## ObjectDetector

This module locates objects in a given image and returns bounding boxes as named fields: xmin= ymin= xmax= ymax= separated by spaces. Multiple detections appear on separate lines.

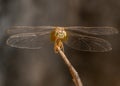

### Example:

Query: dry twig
xmin=57 ymin=46 xmax=83 ymax=86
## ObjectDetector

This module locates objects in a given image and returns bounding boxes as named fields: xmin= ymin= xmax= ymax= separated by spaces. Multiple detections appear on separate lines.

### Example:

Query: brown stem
xmin=57 ymin=46 xmax=83 ymax=86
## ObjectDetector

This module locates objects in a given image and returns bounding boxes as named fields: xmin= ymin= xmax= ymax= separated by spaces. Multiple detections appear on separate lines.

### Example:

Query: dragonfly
xmin=6 ymin=26 xmax=119 ymax=52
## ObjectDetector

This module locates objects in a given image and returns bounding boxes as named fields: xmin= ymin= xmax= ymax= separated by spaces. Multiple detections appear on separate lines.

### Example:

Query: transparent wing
xmin=64 ymin=31 xmax=112 ymax=52
xmin=7 ymin=26 xmax=119 ymax=35
xmin=65 ymin=26 xmax=118 ymax=35
xmin=7 ymin=26 xmax=55 ymax=35
xmin=6 ymin=31 xmax=51 ymax=49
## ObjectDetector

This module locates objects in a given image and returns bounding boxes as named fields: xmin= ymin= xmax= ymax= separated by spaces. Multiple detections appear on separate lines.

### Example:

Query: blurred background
xmin=0 ymin=0 xmax=120 ymax=86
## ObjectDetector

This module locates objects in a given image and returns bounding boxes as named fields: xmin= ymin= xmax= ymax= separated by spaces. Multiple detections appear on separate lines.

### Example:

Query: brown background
xmin=0 ymin=0 xmax=120 ymax=86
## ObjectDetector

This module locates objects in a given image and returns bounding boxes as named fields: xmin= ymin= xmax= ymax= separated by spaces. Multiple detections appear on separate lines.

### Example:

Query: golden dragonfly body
xmin=51 ymin=27 xmax=67 ymax=53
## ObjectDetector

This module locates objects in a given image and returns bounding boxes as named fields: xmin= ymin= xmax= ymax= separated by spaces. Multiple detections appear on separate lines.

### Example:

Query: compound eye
xmin=59 ymin=31 xmax=62 ymax=33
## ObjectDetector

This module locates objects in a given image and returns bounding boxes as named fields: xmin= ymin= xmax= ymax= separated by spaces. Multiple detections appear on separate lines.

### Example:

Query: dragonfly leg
xmin=54 ymin=39 xmax=64 ymax=53
xmin=60 ymin=41 xmax=64 ymax=52
xmin=54 ymin=41 xmax=58 ymax=53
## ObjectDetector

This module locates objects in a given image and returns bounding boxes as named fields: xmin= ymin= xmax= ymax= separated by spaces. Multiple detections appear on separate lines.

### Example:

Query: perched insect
xmin=6 ymin=26 xmax=118 ymax=52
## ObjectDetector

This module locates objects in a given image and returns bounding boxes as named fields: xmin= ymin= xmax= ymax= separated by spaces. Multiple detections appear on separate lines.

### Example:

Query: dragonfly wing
xmin=6 ymin=31 xmax=51 ymax=49
xmin=7 ymin=26 xmax=55 ymax=35
xmin=65 ymin=26 xmax=118 ymax=35
xmin=64 ymin=32 xmax=112 ymax=52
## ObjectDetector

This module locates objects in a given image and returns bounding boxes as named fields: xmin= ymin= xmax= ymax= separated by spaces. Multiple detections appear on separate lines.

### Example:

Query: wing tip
xmin=6 ymin=39 xmax=42 ymax=49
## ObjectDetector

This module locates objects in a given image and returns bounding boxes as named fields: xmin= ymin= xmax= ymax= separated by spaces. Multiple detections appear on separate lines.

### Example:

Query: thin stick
xmin=57 ymin=46 xmax=83 ymax=86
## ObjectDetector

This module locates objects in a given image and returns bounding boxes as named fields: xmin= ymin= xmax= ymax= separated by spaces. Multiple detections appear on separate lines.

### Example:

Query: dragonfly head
xmin=55 ymin=27 xmax=67 ymax=40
